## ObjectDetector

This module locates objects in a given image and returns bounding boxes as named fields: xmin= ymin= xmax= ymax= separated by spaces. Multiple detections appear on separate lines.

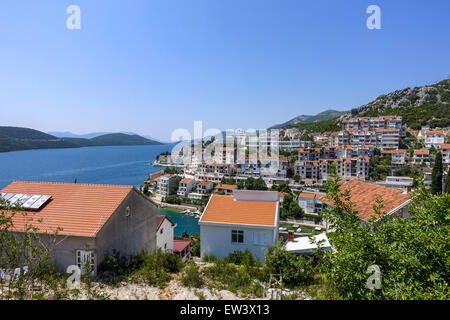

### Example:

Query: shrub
xmin=181 ymin=260 xmax=204 ymax=288
xmin=263 ymin=242 xmax=315 ymax=288
xmin=130 ymin=249 xmax=183 ymax=288
xmin=224 ymin=249 xmax=257 ymax=268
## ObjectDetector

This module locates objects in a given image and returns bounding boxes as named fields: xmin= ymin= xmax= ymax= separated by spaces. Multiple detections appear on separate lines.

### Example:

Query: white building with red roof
xmin=156 ymin=215 xmax=176 ymax=252
xmin=199 ymin=190 xmax=280 ymax=260
xmin=425 ymin=130 xmax=445 ymax=148
xmin=440 ymin=144 xmax=450 ymax=164
xmin=177 ymin=178 xmax=196 ymax=197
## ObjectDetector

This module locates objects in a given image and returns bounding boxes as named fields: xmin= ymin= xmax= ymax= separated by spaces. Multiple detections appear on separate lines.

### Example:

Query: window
xmin=160 ymin=228 xmax=163 ymax=234
xmin=76 ymin=250 xmax=95 ymax=275
xmin=125 ymin=206 xmax=131 ymax=217
xmin=231 ymin=230 xmax=244 ymax=243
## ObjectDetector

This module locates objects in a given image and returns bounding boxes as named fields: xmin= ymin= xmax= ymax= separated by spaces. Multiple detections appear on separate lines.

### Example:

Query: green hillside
xmin=0 ymin=127 xmax=162 ymax=153
xmin=90 ymin=133 xmax=161 ymax=146
xmin=353 ymin=79 xmax=450 ymax=129
xmin=270 ymin=109 xmax=343 ymax=129
xmin=278 ymin=79 xmax=449 ymax=139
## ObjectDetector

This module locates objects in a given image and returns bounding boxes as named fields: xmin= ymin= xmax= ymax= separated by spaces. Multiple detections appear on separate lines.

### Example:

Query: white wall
xmin=156 ymin=218 xmax=174 ymax=252
xmin=200 ymin=224 xmax=277 ymax=261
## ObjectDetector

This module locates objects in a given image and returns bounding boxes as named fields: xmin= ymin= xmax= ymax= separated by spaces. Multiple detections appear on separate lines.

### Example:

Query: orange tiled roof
xmin=376 ymin=128 xmax=399 ymax=133
xmin=197 ymin=180 xmax=212 ymax=186
xmin=200 ymin=194 xmax=277 ymax=227
xmin=298 ymin=192 xmax=325 ymax=199
xmin=1 ymin=181 xmax=134 ymax=237
xmin=381 ymin=149 xmax=406 ymax=154
xmin=215 ymin=184 xmax=237 ymax=191
xmin=180 ymin=178 xmax=193 ymax=184
xmin=322 ymin=180 xmax=410 ymax=221
xmin=426 ymin=130 xmax=444 ymax=135
xmin=414 ymin=149 xmax=429 ymax=155
xmin=440 ymin=144 xmax=450 ymax=150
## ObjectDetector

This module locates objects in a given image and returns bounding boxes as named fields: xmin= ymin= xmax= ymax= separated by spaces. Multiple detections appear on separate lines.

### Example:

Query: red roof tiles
xmin=1 ymin=181 xmax=134 ymax=237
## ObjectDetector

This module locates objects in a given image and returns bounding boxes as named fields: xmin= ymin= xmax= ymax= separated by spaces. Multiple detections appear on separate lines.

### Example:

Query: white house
xmin=197 ymin=180 xmax=214 ymax=194
xmin=156 ymin=215 xmax=176 ymax=252
xmin=413 ymin=149 xmax=430 ymax=164
xmin=381 ymin=149 xmax=407 ymax=165
xmin=199 ymin=190 xmax=279 ymax=261
xmin=441 ymin=144 xmax=450 ymax=165
xmin=177 ymin=178 xmax=196 ymax=197
xmin=297 ymin=192 xmax=327 ymax=215
xmin=425 ymin=130 xmax=445 ymax=148
xmin=379 ymin=176 xmax=414 ymax=192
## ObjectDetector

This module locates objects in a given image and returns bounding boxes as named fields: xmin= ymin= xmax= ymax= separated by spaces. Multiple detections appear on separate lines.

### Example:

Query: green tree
xmin=319 ymin=173 xmax=450 ymax=300
xmin=169 ymin=176 xmax=182 ymax=196
xmin=444 ymin=171 xmax=450 ymax=194
xmin=263 ymin=242 xmax=314 ymax=288
xmin=431 ymin=151 xmax=443 ymax=194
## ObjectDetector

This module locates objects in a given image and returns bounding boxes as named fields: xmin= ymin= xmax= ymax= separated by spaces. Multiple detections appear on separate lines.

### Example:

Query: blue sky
xmin=0 ymin=0 xmax=449 ymax=141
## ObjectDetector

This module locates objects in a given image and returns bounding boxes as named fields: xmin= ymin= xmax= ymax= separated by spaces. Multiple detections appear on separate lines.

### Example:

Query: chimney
xmin=288 ymin=230 xmax=294 ymax=242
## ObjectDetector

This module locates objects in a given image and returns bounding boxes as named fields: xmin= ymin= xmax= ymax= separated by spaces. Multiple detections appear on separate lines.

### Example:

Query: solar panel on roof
xmin=22 ymin=194 xmax=42 ymax=209
xmin=28 ymin=195 xmax=51 ymax=210
xmin=8 ymin=194 xmax=25 ymax=206
xmin=16 ymin=194 xmax=33 ymax=206
xmin=0 ymin=193 xmax=52 ymax=210
xmin=1 ymin=193 xmax=15 ymax=201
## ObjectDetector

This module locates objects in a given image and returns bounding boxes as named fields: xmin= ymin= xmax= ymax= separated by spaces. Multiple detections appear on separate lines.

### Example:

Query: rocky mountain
xmin=343 ymin=79 xmax=450 ymax=129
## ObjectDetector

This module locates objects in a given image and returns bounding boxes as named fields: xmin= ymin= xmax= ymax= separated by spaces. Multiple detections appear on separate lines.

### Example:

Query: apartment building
xmin=381 ymin=149 xmax=407 ymax=165
xmin=196 ymin=162 xmax=235 ymax=183
xmin=413 ymin=149 xmax=430 ymax=164
xmin=197 ymin=180 xmax=214 ymax=194
xmin=295 ymin=157 xmax=370 ymax=184
xmin=157 ymin=174 xmax=177 ymax=197
xmin=342 ymin=116 xmax=406 ymax=137
xmin=213 ymin=147 xmax=236 ymax=164
xmin=425 ymin=130 xmax=445 ymax=148
xmin=376 ymin=129 xmax=401 ymax=150
xmin=440 ymin=144 xmax=450 ymax=164
xmin=330 ymin=129 xmax=400 ymax=150
xmin=177 ymin=178 xmax=197 ymax=197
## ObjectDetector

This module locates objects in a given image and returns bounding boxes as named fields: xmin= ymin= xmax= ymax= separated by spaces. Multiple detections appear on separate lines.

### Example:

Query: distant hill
xmin=49 ymin=131 xmax=165 ymax=143
xmin=269 ymin=109 xmax=344 ymax=129
xmin=90 ymin=133 xmax=161 ymax=146
xmin=345 ymin=79 xmax=450 ymax=129
xmin=0 ymin=127 xmax=162 ymax=153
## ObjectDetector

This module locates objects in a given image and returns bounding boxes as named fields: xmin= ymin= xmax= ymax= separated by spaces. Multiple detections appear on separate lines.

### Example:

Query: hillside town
xmin=1 ymin=114 xmax=449 ymax=300
xmin=149 ymin=115 xmax=448 ymax=201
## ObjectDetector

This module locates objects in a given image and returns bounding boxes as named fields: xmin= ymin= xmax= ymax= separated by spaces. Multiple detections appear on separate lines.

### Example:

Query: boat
xmin=315 ymin=227 xmax=322 ymax=231
xmin=194 ymin=214 xmax=200 ymax=219
xmin=181 ymin=209 xmax=191 ymax=214
xmin=279 ymin=227 xmax=287 ymax=231
xmin=296 ymin=228 xmax=302 ymax=233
